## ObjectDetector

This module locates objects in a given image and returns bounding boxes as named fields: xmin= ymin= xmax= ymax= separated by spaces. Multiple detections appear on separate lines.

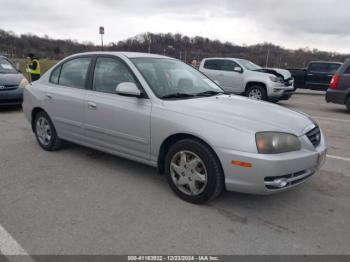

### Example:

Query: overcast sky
xmin=1 ymin=0 xmax=350 ymax=53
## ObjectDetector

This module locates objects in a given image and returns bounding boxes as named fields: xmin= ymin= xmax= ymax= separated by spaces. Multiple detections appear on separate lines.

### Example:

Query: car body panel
xmin=199 ymin=58 xmax=294 ymax=100
xmin=23 ymin=52 xmax=326 ymax=195
xmin=0 ymin=56 xmax=27 ymax=106
xmin=326 ymin=59 xmax=350 ymax=107
xmin=290 ymin=61 xmax=343 ymax=91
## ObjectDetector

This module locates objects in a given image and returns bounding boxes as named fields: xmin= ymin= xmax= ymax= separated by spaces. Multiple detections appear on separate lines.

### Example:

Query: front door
xmin=84 ymin=56 xmax=151 ymax=161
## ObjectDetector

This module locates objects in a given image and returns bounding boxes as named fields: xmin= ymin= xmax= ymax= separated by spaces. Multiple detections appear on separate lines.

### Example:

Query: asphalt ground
xmin=0 ymin=90 xmax=349 ymax=256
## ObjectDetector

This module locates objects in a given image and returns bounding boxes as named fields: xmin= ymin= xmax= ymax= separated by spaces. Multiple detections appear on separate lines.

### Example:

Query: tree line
xmin=1 ymin=29 xmax=349 ymax=69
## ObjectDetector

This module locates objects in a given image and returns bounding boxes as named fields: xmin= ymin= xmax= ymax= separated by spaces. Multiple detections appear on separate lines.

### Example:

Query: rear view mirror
xmin=116 ymin=82 xmax=142 ymax=97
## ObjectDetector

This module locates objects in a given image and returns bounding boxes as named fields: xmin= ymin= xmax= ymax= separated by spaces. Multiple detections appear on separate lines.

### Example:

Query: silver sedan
xmin=23 ymin=52 xmax=327 ymax=204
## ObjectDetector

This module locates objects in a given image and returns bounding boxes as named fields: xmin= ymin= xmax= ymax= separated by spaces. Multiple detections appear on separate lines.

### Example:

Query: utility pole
xmin=99 ymin=26 xmax=105 ymax=51
xmin=147 ymin=33 xmax=151 ymax=53
xmin=265 ymin=46 xmax=270 ymax=68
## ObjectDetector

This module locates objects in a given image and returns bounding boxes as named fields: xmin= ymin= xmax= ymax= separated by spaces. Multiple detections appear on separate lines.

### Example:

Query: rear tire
xmin=164 ymin=139 xmax=224 ymax=204
xmin=34 ymin=111 xmax=62 ymax=151
xmin=246 ymin=85 xmax=267 ymax=101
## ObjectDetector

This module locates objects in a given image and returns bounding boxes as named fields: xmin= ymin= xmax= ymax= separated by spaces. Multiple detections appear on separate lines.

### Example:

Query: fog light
xmin=273 ymin=178 xmax=288 ymax=188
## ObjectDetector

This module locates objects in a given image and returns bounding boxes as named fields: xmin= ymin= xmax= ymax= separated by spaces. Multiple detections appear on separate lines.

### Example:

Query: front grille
xmin=306 ymin=126 xmax=321 ymax=147
xmin=284 ymin=77 xmax=294 ymax=86
xmin=264 ymin=169 xmax=314 ymax=190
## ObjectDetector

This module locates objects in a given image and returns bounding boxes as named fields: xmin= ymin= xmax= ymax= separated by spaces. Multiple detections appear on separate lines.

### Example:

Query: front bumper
xmin=216 ymin=133 xmax=327 ymax=195
xmin=267 ymin=82 xmax=295 ymax=101
xmin=0 ymin=88 xmax=23 ymax=106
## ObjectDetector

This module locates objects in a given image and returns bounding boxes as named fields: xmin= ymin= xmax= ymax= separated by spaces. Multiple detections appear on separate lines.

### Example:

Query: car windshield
xmin=0 ymin=58 xmax=18 ymax=74
xmin=131 ymin=58 xmax=224 ymax=99
xmin=236 ymin=59 xmax=261 ymax=71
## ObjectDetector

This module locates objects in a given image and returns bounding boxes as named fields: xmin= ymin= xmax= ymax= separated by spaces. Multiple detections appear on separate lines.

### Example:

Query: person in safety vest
xmin=26 ymin=53 xmax=41 ymax=81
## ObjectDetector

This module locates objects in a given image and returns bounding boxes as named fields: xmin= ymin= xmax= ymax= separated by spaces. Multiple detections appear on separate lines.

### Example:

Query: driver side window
xmin=93 ymin=57 xmax=137 ymax=94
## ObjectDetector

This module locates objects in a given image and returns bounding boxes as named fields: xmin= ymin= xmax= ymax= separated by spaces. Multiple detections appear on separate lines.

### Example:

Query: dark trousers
xmin=31 ymin=74 xmax=41 ymax=81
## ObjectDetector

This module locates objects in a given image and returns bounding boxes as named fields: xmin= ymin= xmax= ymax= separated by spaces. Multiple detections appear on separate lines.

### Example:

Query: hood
xmin=254 ymin=68 xmax=292 ymax=80
xmin=0 ymin=73 xmax=24 ymax=86
xmin=164 ymin=95 xmax=313 ymax=136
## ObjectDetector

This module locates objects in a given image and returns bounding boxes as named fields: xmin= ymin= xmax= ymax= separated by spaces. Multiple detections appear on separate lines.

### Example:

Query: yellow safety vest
xmin=29 ymin=59 xmax=41 ymax=75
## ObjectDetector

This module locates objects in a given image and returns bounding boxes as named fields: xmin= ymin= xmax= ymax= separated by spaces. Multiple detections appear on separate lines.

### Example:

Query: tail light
xmin=330 ymin=74 xmax=340 ymax=89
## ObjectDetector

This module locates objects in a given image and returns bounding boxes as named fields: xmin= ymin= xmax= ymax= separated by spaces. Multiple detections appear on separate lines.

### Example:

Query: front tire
xmin=164 ymin=139 xmax=224 ymax=204
xmin=246 ymin=85 xmax=267 ymax=101
xmin=346 ymin=97 xmax=350 ymax=113
xmin=34 ymin=111 xmax=62 ymax=151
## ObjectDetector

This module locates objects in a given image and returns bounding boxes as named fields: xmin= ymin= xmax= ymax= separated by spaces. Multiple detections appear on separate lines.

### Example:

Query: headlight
xmin=269 ymin=76 xmax=283 ymax=83
xmin=256 ymin=132 xmax=301 ymax=154
xmin=19 ymin=78 xmax=29 ymax=89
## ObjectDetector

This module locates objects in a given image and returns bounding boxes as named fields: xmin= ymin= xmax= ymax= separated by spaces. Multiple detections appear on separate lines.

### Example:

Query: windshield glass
xmin=131 ymin=58 xmax=223 ymax=98
xmin=236 ymin=59 xmax=261 ymax=71
xmin=0 ymin=58 xmax=18 ymax=74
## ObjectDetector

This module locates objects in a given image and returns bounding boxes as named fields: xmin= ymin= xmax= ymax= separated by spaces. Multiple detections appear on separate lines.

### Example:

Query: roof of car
xmin=70 ymin=51 xmax=170 ymax=59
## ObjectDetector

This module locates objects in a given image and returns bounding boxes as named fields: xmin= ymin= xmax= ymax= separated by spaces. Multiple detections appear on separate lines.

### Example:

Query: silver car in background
xmin=199 ymin=58 xmax=294 ymax=102
xmin=23 ymin=52 xmax=327 ymax=204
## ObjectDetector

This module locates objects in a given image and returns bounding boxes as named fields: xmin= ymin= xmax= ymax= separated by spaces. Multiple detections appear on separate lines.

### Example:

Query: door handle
xmin=46 ymin=94 xmax=52 ymax=99
xmin=87 ymin=102 xmax=97 ymax=110
xmin=307 ymin=74 xmax=313 ymax=76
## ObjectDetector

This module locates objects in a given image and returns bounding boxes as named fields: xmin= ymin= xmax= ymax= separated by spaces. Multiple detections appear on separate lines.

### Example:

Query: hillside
xmin=1 ymin=29 xmax=349 ymax=68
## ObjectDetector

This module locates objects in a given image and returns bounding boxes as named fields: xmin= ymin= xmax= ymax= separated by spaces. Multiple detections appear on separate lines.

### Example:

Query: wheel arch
xmin=157 ymin=133 xmax=224 ymax=175
xmin=245 ymin=81 xmax=267 ymax=93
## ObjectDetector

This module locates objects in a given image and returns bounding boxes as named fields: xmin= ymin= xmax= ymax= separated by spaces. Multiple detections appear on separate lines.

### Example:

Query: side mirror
xmin=116 ymin=82 xmax=142 ymax=97
xmin=233 ymin=67 xmax=243 ymax=73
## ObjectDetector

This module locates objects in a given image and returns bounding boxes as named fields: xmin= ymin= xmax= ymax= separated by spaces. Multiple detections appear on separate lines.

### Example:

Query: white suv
xmin=199 ymin=58 xmax=294 ymax=102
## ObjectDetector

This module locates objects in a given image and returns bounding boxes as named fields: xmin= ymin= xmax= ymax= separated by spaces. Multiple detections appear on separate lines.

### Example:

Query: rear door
xmin=83 ymin=55 xmax=151 ymax=161
xmin=45 ymin=56 xmax=92 ymax=141
xmin=306 ymin=63 xmax=341 ymax=90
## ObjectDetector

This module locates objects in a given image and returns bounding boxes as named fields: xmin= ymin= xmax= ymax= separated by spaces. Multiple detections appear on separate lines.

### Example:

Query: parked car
xmin=23 ymin=52 xmax=327 ymax=204
xmin=289 ymin=61 xmax=342 ymax=91
xmin=326 ymin=58 xmax=350 ymax=112
xmin=0 ymin=56 xmax=29 ymax=107
xmin=199 ymin=58 xmax=294 ymax=102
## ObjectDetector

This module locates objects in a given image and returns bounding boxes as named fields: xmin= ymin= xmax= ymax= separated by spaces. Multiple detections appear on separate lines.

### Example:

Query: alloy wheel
xmin=170 ymin=151 xmax=208 ymax=196
xmin=248 ymin=88 xmax=263 ymax=100
xmin=36 ymin=117 xmax=52 ymax=146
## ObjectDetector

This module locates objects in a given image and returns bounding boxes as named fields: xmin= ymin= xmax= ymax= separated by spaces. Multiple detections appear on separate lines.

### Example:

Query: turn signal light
xmin=231 ymin=160 xmax=252 ymax=168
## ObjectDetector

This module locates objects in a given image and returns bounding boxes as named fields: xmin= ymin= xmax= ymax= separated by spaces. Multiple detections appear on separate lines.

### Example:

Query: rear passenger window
xmin=204 ymin=60 xmax=221 ymax=70
xmin=309 ymin=63 xmax=328 ymax=73
xmin=93 ymin=57 xmax=137 ymax=94
xmin=50 ymin=66 xmax=61 ymax=84
xmin=59 ymin=57 xmax=91 ymax=89
xmin=204 ymin=59 xmax=239 ymax=71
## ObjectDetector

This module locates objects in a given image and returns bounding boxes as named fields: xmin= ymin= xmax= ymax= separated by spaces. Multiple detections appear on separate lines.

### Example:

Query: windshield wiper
xmin=194 ymin=90 xmax=223 ymax=97
xmin=161 ymin=93 xmax=196 ymax=99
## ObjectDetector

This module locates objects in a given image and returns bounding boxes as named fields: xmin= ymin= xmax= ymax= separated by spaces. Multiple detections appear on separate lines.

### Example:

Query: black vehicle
xmin=326 ymin=58 xmax=350 ymax=113
xmin=289 ymin=61 xmax=342 ymax=91
xmin=0 ymin=56 xmax=28 ymax=107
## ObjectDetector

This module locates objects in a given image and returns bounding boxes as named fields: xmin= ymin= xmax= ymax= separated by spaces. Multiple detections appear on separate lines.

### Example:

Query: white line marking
xmin=0 ymin=224 xmax=34 ymax=261
xmin=327 ymin=154 xmax=350 ymax=162
xmin=313 ymin=116 xmax=350 ymax=123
